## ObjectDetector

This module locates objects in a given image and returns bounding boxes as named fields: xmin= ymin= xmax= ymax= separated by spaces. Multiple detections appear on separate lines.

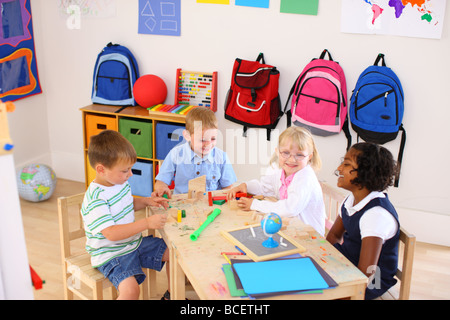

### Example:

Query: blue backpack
xmin=349 ymin=54 xmax=406 ymax=187
xmin=92 ymin=43 xmax=139 ymax=107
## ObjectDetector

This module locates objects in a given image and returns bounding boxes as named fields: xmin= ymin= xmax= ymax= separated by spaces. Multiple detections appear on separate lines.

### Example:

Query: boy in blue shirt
xmin=153 ymin=107 xmax=236 ymax=197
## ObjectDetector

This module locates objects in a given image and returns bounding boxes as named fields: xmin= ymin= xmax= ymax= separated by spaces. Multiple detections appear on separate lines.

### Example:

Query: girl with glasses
xmin=227 ymin=126 xmax=326 ymax=236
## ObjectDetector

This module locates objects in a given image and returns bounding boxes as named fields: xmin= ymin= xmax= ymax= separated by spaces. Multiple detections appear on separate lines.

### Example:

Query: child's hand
xmin=152 ymin=181 xmax=172 ymax=199
xmin=146 ymin=214 xmax=167 ymax=230
xmin=147 ymin=196 xmax=169 ymax=209
xmin=226 ymin=183 xmax=247 ymax=200
xmin=151 ymin=189 xmax=171 ymax=199
xmin=237 ymin=197 xmax=253 ymax=211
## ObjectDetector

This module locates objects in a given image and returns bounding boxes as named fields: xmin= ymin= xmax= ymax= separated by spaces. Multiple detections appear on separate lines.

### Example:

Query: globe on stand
xmin=261 ymin=213 xmax=282 ymax=248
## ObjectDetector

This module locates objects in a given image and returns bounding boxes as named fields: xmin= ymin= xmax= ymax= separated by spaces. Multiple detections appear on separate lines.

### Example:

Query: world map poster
xmin=341 ymin=0 xmax=446 ymax=39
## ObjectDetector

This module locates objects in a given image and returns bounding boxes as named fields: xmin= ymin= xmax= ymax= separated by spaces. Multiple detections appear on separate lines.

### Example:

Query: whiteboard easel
xmin=0 ymin=102 xmax=33 ymax=300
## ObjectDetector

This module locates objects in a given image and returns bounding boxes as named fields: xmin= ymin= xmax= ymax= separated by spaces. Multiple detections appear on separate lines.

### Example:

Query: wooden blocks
xmin=208 ymin=192 xmax=213 ymax=206
xmin=188 ymin=175 xmax=206 ymax=199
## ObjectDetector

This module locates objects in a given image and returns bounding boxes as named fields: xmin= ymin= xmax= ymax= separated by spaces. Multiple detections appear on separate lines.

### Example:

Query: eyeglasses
xmin=279 ymin=151 xmax=309 ymax=161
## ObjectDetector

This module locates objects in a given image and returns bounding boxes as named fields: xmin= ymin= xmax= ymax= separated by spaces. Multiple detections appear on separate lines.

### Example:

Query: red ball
xmin=133 ymin=75 xmax=167 ymax=108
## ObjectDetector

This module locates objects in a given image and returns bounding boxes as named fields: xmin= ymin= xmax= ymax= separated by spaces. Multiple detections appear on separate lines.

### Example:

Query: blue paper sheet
xmin=236 ymin=0 xmax=269 ymax=8
xmin=233 ymin=257 xmax=329 ymax=295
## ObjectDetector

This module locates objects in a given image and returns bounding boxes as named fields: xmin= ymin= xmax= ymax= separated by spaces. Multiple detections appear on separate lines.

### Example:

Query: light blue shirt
xmin=156 ymin=142 xmax=237 ymax=194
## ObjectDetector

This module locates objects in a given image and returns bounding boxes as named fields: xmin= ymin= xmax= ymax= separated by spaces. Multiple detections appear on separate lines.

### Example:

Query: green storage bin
xmin=119 ymin=118 xmax=153 ymax=158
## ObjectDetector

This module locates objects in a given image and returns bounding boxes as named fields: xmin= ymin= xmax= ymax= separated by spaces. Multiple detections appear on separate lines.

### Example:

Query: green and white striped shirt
xmin=81 ymin=182 xmax=142 ymax=268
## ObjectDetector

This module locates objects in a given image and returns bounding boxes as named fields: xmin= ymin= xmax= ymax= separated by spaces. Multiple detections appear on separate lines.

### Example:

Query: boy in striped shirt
xmin=81 ymin=130 xmax=170 ymax=300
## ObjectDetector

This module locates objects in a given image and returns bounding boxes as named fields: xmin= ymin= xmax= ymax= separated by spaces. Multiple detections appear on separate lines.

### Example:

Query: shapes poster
xmin=341 ymin=0 xmax=446 ymax=39
xmin=139 ymin=0 xmax=181 ymax=36
xmin=0 ymin=0 xmax=42 ymax=102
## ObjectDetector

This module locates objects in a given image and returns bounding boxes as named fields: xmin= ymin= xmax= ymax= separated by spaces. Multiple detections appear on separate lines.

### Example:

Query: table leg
xmin=349 ymin=283 xmax=366 ymax=300
xmin=169 ymin=243 xmax=186 ymax=300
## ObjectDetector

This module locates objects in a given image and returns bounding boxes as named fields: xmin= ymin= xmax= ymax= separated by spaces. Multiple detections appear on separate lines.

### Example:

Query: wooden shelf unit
xmin=81 ymin=104 xmax=187 ymax=191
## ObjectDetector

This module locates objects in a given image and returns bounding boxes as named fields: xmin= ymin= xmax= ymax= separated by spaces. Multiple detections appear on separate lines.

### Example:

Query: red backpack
xmin=224 ymin=53 xmax=283 ymax=140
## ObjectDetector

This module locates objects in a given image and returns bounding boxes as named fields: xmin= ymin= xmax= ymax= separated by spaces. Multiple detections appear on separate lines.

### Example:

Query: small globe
xmin=261 ymin=212 xmax=282 ymax=235
xmin=261 ymin=213 xmax=282 ymax=248
xmin=17 ymin=164 xmax=57 ymax=202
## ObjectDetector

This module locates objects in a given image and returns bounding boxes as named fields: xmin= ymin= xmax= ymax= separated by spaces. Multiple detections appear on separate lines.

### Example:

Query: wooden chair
xmin=58 ymin=193 xmax=150 ymax=300
xmin=320 ymin=181 xmax=347 ymax=234
xmin=379 ymin=227 xmax=416 ymax=300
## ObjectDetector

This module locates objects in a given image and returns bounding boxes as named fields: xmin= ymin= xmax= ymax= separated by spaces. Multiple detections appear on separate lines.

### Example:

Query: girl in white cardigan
xmin=227 ymin=126 xmax=326 ymax=236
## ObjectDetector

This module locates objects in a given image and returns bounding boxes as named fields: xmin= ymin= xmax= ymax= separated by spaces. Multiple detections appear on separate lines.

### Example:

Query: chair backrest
xmin=320 ymin=181 xmax=347 ymax=234
xmin=397 ymin=227 xmax=415 ymax=300
xmin=57 ymin=193 xmax=86 ymax=260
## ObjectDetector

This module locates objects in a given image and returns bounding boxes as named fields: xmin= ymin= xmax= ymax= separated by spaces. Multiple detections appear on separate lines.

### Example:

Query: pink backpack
xmin=286 ymin=49 xmax=351 ymax=149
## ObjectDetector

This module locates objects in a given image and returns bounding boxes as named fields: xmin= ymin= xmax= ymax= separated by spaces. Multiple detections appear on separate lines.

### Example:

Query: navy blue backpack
xmin=349 ymin=54 xmax=406 ymax=187
xmin=92 ymin=43 xmax=139 ymax=107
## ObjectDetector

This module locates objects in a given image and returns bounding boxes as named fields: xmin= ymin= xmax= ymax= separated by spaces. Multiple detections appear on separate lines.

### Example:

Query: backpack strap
xmin=374 ymin=53 xmax=387 ymax=66
xmin=256 ymin=52 xmax=266 ymax=64
xmin=394 ymin=125 xmax=406 ymax=187
xmin=286 ymin=109 xmax=292 ymax=127
xmin=284 ymin=70 xmax=304 ymax=128
xmin=284 ymin=79 xmax=298 ymax=128
xmin=342 ymin=118 xmax=352 ymax=151
xmin=115 ymin=106 xmax=128 ymax=113
xmin=319 ymin=49 xmax=334 ymax=61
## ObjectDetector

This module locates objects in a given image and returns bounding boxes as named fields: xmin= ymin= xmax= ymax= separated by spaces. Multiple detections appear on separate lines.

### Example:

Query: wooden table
xmin=148 ymin=191 xmax=368 ymax=300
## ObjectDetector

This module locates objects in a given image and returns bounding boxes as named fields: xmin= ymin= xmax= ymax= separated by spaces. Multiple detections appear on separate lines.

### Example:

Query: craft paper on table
xmin=280 ymin=0 xmax=319 ymax=15
xmin=0 ymin=0 xmax=42 ymax=102
xmin=139 ymin=0 xmax=181 ymax=36
xmin=236 ymin=0 xmax=269 ymax=8
xmin=341 ymin=0 xmax=446 ymax=39
xmin=233 ymin=257 xmax=329 ymax=295
xmin=222 ymin=264 xmax=246 ymax=297
xmin=230 ymin=257 xmax=337 ymax=298
xmin=197 ymin=0 xmax=229 ymax=4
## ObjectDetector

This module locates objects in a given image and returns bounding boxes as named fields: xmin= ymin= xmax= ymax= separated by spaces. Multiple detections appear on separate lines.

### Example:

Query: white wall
xmin=10 ymin=0 xmax=450 ymax=245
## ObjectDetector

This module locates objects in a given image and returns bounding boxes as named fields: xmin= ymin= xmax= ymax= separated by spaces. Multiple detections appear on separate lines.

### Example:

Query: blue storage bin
xmin=128 ymin=160 xmax=153 ymax=197
xmin=156 ymin=122 xmax=186 ymax=160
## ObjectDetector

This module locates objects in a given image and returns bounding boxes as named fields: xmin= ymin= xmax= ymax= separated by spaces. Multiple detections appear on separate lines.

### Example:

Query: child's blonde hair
xmin=185 ymin=107 xmax=218 ymax=134
xmin=88 ymin=130 xmax=137 ymax=169
xmin=270 ymin=126 xmax=322 ymax=171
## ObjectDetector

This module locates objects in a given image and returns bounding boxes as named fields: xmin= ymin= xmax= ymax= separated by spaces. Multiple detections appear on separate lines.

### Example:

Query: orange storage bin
xmin=85 ymin=114 xmax=117 ymax=147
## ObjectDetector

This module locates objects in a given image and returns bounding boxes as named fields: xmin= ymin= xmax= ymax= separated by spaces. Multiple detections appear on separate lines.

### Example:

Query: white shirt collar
xmin=344 ymin=191 xmax=386 ymax=216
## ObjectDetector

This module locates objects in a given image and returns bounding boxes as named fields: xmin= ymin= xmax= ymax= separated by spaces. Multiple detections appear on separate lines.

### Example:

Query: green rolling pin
xmin=190 ymin=208 xmax=222 ymax=241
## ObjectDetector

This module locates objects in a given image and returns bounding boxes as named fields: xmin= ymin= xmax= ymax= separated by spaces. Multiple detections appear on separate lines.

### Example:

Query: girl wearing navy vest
xmin=326 ymin=142 xmax=400 ymax=300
